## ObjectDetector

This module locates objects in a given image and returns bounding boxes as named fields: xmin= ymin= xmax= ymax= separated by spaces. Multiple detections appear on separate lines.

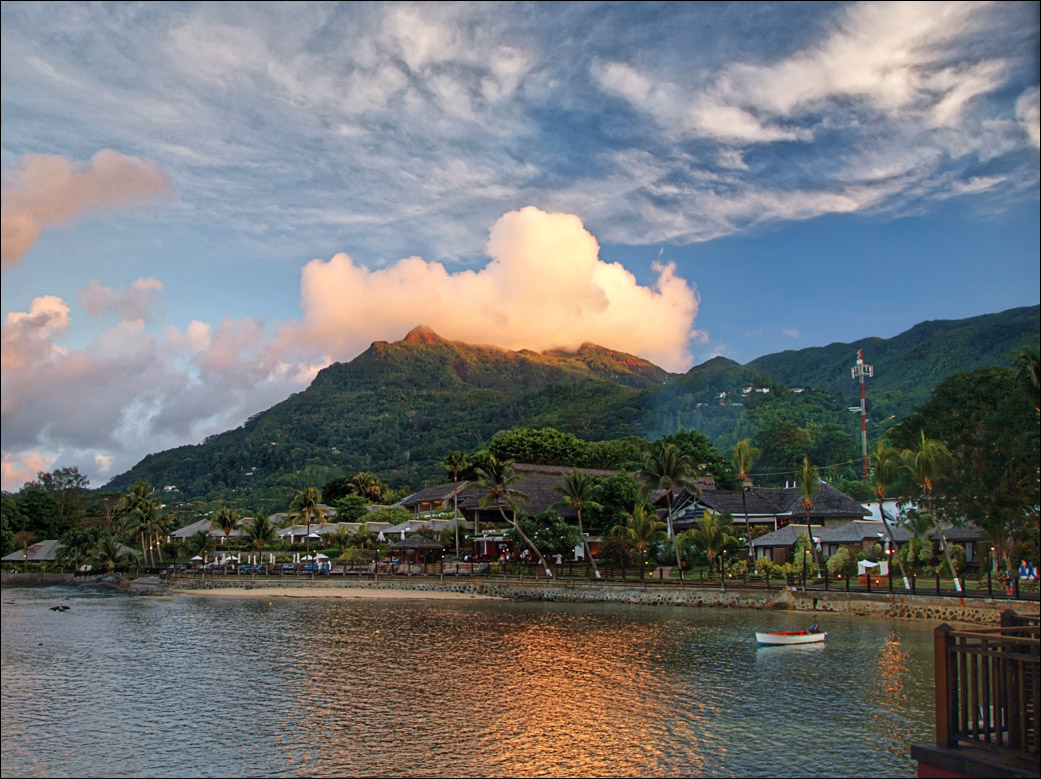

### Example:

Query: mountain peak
xmin=400 ymin=325 xmax=447 ymax=346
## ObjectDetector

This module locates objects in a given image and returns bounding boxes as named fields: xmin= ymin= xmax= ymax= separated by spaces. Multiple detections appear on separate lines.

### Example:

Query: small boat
xmin=756 ymin=624 xmax=826 ymax=646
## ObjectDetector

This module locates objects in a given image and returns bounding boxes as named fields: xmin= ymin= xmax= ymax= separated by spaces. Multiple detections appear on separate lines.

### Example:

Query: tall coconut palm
xmin=290 ymin=487 xmax=326 ymax=554
xmin=732 ymin=439 xmax=759 ymax=557
xmin=188 ymin=529 xmax=214 ymax=561
xmin=680 ymin=511 xmax=739 ymax=589
xmin=870 ymin=442 xmax=912 ymax=589
xmin=610 ymin=504 xmax=667 ymax=580
xmin=443 ymin=450 xmax=469 ymax=558
xmin=903 ymin=431 xmax=961 ymax=592
xmin=475 ymin=456 xmax=552 ymax=576
xmin=120 ymin=481 xmax=160 ymax=566
xmin=640 ymin=442 xmax=700 ymax=579
xmin=245 ymin=516 xmax=277 ymax=580
xmin=551 ymin=469 xmax=604 ymax=579
xmin=210 ymin=506 xmax=238 ymax=547
xmin=796 ymin=458 xmax=822 ymax=578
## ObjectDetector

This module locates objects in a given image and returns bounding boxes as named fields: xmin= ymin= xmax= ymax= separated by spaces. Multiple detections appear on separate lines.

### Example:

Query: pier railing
xmin=933 ymin=611 xmax=1039 ymax=759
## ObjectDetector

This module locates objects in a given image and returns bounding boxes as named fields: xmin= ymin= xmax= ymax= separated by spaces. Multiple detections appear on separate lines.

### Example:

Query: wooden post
xmin=934 ymin=624 xmax=955 ymax=747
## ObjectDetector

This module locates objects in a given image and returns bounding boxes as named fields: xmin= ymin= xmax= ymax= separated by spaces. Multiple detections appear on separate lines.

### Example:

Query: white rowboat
xmin=756 ymin=627 xmax=827 ymax=646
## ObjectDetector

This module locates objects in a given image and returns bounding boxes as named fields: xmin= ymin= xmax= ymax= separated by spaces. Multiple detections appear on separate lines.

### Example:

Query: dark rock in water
xmin=129 ymin=576 xmax=166 ymax=595
xmin=94 ymin=575 xmax=132 ymax=591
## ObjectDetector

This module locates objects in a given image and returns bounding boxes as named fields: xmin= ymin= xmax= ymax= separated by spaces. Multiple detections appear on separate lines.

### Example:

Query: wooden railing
xmin=934 ymin=611 xmax=1040 ymax=758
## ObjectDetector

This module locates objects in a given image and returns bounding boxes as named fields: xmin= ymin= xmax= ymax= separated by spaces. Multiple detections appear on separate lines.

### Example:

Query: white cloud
xmin=79 ymin=278 xmax=164 ymax=324
xmin=1 ymin=150 xmax=171 ymax=267
xmin=280 ymin=206 xmax=701 ymax=372
xmin=1016 ymin=86 xmax=1041 ymax=148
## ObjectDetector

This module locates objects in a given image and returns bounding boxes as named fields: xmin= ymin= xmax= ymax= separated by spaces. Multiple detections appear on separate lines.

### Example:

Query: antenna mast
xmin=851 ymin=349 xmax=874 ymax=478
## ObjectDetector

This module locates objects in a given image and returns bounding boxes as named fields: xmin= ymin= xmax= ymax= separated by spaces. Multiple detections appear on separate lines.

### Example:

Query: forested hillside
xmin=103 ymin=307 xmax=1040 ymax=509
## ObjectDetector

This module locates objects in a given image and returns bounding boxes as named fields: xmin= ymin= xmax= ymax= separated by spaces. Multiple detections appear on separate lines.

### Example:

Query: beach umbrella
xmin=190 ymin=555 xmax=203 ymax=561
xmin=315 ymin=553 xmax=329 ymax=560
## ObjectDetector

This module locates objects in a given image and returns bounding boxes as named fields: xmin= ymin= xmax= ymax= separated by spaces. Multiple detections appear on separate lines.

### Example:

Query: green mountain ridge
xmin=105 ymin=306 xmax=1039 ymax=506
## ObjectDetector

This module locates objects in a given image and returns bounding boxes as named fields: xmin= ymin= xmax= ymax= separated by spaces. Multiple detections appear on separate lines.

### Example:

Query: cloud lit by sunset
xmin=284 ymin=207 xmax=700 ymax=372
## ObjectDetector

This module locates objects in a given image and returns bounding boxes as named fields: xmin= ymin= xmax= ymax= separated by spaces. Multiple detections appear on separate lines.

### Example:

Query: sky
xmin=1 ymin=1 xmax=1039 ymax=491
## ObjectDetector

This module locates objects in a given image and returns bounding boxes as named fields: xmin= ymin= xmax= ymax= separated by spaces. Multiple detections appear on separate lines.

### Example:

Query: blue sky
xmin=2 ymin=1 xmax=1038 ymax=489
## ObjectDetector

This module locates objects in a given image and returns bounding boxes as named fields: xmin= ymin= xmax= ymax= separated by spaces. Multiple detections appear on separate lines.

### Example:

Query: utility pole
xmin=851 ymin=349 xmax=874 ymax=478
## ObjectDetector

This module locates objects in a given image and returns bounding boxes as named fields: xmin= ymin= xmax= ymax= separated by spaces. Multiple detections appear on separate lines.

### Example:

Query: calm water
xmin=1 ymin=585 xmax=936 ymax=778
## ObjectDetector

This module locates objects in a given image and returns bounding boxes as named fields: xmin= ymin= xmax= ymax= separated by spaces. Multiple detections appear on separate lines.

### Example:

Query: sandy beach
xmin=181 ymin=585 xmax=498 ymax=601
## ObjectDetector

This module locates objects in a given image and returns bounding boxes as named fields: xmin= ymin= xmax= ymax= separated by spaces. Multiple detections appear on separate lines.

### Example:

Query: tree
xmin=210 ymin=506 xmax=238 ymax=546
xmin=890 ymin=367 xmax=1039 ymax=573
xmin=443 ymin=450 xmax=469 ymax=558
xmin=796 ymin=458 xmax=821 ymax=577
xmin=870 ymin=442 xmax=912 ymax=589
xmin=732 ymin=439 xmax=759 ymax=557
xmin=474 ymin=456 xmax=553 ymax=576
xmin=640 ymin=442 xmax=700 ymax=578
xmin=680 ymin=511 xmax=738 ymax=588
xmin=1013 ymin=343 xmax=1040 ymax=414
xmin=245 ymin=516 xmax=277 ymax=579
xmin=347 ymin=472 xmax=386 ymax=503
xmin=550 ymin=469 xmax=604 ymax=579
xmin=610 ymin=504 xmax=666 ymax=580
xmin=120 ymin=481 xmax=163 ymax=567
xmin=509 ymin=511 xmax=581 ymax=558
xmin=659 ymin=429 xmax=738 ymax=489
xmin=188 ymin=529 xmax=214 ymax=560
xmin=12 ymin=530 xmax=37 ymax=571
xmin=28 ymin=467 xmax=90 ymax=529
xmin=903 ymin=431 xmax=961 ymax=592
xmin=289 ymin=487 xmax=326 ymax=554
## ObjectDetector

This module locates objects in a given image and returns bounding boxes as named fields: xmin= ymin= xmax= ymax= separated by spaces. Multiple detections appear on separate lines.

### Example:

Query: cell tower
xmin=851 ymin=349 xmax=874 ymax=478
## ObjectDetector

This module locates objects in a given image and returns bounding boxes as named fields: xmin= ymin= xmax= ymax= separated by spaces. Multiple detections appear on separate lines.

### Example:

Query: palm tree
xmin=903 ymin=431 xmax=961 ymax=592
xmin=640 ymin=442 xmax=700 ymax=579
xmin=57 ymin=528 xmax=94 ymax=572
xmin=96 ymin=532 xmax=132 ymax=574
xmin=551 ymin=469 xmax=604 ymax=579
xmin=120 ymin=481 xmax=165 ymax=567
xmin=12 ymin=530 xmax=37 ymax=572
xmin=475 ymin=456 xmax=552 ymax=576
xmin=796 ymin=457 xmax=821 ymax=578
xmin=245 ymin=516 xmax=277 ymax=580
xmin=188 ymin=529 xmax=214 ymax=562
xmin=290 ymin=487 xmax=326 ymax=554
xmin=870 ymin=442 xmax=912 ymax=589
xmin=443 ymin=450 xmax=469 ymax=558
xmin=1013 ymin=343 xmax=1040 ymax=414
xmin=680 ymin=511 xmax=739 ymax=589
xmin=732 ymin=439 xmax=759 ymax=557
xmin=354 ymin=522 xmax=377 ymax=550
xmin=348 ymin=472 xmax=384 ymax=503
xmin=210 ymin=506 xmax=238 ymax=546
xmin=610 ymin=503 xmax=667 ymax=580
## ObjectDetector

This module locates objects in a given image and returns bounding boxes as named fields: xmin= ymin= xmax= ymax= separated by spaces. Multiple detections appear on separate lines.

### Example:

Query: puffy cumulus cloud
xmin=1 ymin=452 xmax=56 ymax=493
xmin=79 ymin=278 xmax=164 ymax=323
xmin=281 ymin=207 xmax=700 ymax=372
xmin=1 ymin=295 xmax=70 ymax=370
xmin=1 ymin=149 xmax=171 ymax=268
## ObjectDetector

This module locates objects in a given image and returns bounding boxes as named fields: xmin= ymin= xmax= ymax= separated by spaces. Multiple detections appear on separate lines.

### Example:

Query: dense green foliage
xmin=96 ymin=307 xmax=1037 ymax=511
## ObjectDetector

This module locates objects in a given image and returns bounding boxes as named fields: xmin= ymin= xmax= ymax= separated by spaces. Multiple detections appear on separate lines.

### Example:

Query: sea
xmin=1 ymin=585 xmax=936 ymax=777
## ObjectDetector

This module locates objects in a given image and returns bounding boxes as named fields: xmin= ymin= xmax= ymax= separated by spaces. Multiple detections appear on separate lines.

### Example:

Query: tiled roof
xmin=456 ymin=463 xmax=624 ymax=518
xmin=396 ymin=482 xmax=470 ymax=507
xmin=751 ymin=525 xmax=814 ymax=548
xmin=1 ymin=539 xmax=63 ymax=562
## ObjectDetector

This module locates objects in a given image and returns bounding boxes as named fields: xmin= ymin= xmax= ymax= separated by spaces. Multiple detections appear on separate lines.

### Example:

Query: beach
xmin=182 ymin=584 xmax=499 ymax=601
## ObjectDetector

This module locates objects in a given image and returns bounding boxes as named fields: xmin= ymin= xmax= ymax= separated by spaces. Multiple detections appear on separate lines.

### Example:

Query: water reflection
xmin=1 ymin=589 xmax=937 ymax=778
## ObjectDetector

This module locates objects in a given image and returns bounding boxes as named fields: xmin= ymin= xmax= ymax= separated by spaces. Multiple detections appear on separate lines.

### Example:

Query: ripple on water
xmin=2 ymin=588 xmax=936 ymax=778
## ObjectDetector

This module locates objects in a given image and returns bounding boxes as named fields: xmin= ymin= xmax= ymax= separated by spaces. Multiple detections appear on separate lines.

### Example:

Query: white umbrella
xmin=190 ymin=555 xmax=203 ymax=561
xmin=377 ymin=531 xmax=386 ymax=542
xmin=302 ymin=554 xmax=314 ymax=561
xmin=315 ymin=553 xmax=329 ymax=560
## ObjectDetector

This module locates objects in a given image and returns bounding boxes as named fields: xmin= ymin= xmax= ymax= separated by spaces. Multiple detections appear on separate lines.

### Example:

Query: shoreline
xmin=164 ymin=577 xmax=1039 ymax=625
xmin=182 ymin=584 xmax=499 ymax=601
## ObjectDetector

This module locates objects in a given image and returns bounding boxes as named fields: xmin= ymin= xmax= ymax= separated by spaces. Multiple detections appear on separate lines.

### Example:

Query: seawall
xmin=168 ymin=577 xmax=1037 ymax=625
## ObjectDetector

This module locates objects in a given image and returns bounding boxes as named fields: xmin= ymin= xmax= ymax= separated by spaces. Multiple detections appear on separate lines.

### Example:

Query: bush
xmin=826 ymin=547 xmax=853 ymax=578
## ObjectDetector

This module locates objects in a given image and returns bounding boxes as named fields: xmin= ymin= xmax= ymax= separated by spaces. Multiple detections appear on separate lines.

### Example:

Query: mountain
xmin=106 ymin=307 xmax=1039 ymax=507
xmin=746 ymin=304 xmax=1040 ymax=425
